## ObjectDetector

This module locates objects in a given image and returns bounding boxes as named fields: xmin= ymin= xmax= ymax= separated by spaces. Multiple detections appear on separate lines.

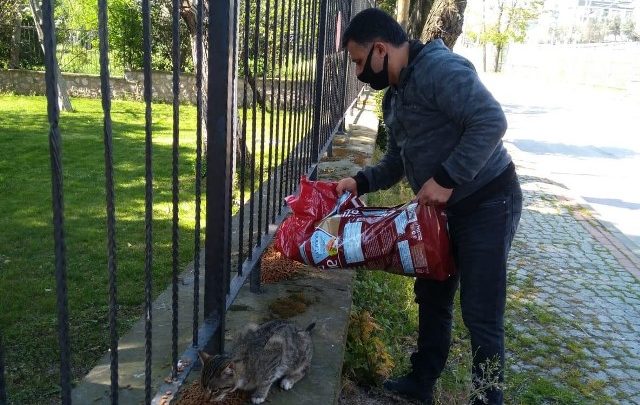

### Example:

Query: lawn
xmin=0 ymin=94 xmax=305 ymax=404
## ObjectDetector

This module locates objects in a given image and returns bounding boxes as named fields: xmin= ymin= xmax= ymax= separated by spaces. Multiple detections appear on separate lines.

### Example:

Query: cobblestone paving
xmin=506 ymin=173 xmax=640 ymax=404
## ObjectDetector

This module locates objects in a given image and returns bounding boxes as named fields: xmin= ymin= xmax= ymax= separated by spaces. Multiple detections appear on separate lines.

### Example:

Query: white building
xmin=528 ymin=0 xmax=638 ymax=43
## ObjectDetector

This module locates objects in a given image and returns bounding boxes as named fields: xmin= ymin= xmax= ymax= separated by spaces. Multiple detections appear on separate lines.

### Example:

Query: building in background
xmin=529 ymin=0 xmax=638 ymax=43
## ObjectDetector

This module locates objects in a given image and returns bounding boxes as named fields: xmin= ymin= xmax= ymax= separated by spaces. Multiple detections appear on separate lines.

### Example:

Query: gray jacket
xmin=362 ymin=39 xmax=512 ymax=206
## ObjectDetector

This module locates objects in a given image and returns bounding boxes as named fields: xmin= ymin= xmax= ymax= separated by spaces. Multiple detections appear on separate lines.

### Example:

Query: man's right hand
xmin=336 ymin=177 xmax=358 ymax=196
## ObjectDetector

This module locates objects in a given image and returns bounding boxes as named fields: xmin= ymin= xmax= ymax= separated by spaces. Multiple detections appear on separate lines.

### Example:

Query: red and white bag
xmin=274 ymin=177 xmax=455 ymax=280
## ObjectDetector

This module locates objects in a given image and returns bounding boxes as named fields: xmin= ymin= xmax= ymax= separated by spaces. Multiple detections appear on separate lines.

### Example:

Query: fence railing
xmin=0 ymin=0 xmax=371 ymax=403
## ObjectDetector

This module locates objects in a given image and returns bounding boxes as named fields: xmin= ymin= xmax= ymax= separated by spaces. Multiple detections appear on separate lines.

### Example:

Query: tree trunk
xmin=180 ymin=0 xmax=210 ymax=154
xmin=10 ymin=12 xmax=22 ymax=69
xmin=420 ymin=0 xmax=468 ymax=49
xmin=492 ymin=1 xmax=507 ymax=73
xmin=406 ymin=0 xmax=433 ymax=39
xmin=482 ymin=0 xmax=487 ymax=72
xmin=181 ymin=0 xmax=249 ymax=175
xmin=244 ymin=67 xmax=269 ymax=112
xmin=494 ymin=44 xmax=502 ymax=72
xmin=29 ymin=0 xmax=73 ymax=112
xmin=234 ymin=118 xmax=254 ymax=177
xmin=396 ymin=0 xmax=411 ymax=31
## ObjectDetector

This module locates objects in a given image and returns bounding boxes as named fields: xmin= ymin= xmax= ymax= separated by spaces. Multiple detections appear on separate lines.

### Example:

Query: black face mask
xmin=357 ymin=45 xmax=389 ymax=90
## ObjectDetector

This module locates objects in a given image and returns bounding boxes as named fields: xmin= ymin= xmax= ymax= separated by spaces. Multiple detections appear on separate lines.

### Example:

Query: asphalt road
xmin=481 ymin=72 xmax=640 ymax=254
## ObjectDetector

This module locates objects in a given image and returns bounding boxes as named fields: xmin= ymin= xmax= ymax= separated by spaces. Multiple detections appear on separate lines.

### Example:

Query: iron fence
xmin=0 ymin=0 xmax=371 ymax=403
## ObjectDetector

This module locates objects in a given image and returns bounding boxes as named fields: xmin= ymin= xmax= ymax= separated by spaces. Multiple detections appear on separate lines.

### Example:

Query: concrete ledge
xmin=71 ymin=259 xmax=206 ymax=404
xmin=216 ymin=268 xmax=355 ymax=405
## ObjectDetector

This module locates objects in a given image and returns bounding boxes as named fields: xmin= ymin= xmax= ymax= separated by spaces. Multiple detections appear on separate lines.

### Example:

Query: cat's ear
xmin=222 ymin=362 xmax=235 ymax=377
xmin=198 ymin=350 xmax=212 ymax=365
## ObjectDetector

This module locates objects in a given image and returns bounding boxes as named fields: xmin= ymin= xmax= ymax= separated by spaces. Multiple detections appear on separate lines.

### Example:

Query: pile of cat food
xmin=176 ymin=381 xmax=249 ymax=405
xmin=260 ymin=245 xmax=305 ymax=284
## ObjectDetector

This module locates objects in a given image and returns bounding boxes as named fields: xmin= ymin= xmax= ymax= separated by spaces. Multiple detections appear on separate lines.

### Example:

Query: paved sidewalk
xmin=505 ymin=163 xmax=640 ymax=403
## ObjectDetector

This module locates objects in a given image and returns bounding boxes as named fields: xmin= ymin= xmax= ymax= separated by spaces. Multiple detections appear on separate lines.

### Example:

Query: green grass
xmin=0 ymin=94 xmax=201 ymax=404
xmin=503 ymin=268 xmax=614 ymax=404
xmin=343 ymin=163 xmax=419 ymax=384
xmin=0 ymin=94 xmax=304 ymax=404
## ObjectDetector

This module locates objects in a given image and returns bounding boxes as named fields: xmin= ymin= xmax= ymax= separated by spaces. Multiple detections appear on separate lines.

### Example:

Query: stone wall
xmin=0 ymin=69 xmax=313 ymax=107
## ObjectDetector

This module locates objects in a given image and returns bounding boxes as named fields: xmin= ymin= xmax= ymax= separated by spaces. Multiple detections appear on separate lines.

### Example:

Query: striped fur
xmin=199 ymin=320 xmax=314 ymax=404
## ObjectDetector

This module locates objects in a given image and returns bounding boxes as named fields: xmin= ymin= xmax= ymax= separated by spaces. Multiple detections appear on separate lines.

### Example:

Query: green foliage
xmin=345 ymin=310 xmax=395 ymax=385
xmin=607 ymin=15 xmax=621 ymax=38
xmin=622 ymin=17 xmax=638 ymax=41
xmin=0 ymin=0 xmax=26 ymax=21
xmin=376 ymin=120 xmax=388 ymax=152
xmin=108 ymin=0 xmax=144 ymax=71
xmin=56 ymin=0 xmax=98 ymax=32
xmin=237 ymin=0 xmax=318 ymax=78
xmin=2 ymin=0 xmax=320 ymax=76
xmin=343 ymin=171 xmax=418 ymax=385
xmin=482 ymin=0 xmax=543 ymax=48
xmin=376 ymin=0 xmax=397 ymax=16
xmin=0 ymin=1 xmax=41 ymax=69
xmin=482 ymin=26 xmax=510 ymax=48
xmin=584 ymin=17 xmax=605 ymax=43
xmin=477 ymin=0 xmax=543 ymax=71
xmin=0 ymin=25 xmax=15 ymax=69
xmin=106 ymin=0 xmax=193 ymax=72
xmin=0 ymin=0 xmax=194 ymax=73
xmin=465 ymin=30 xmax=479 ymax=43
xmin=372 ymin=90 xmax=388 ymax=152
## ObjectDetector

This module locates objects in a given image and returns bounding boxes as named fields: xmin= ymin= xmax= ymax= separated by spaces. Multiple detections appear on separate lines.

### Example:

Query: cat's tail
xmin=304 ymin=322 xmax=316 ymax=333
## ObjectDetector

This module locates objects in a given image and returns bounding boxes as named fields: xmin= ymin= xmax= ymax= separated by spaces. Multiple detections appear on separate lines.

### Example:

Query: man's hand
xmin=336 ymin=177 xmax=358 ymax=196
xmin=415 ymin=178 xmax=453 ymax=206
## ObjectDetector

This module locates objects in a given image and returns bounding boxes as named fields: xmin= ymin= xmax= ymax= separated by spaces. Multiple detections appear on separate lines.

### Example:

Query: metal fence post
xmin=337 ymin=0 xmax=352 ymax=136
xmin=41 ymin=0 xmax=72 ymax=401
xmin=205 ymin=0 xmax=235 ymax=355
xmin=333 ymin=50 xmax=350 ymax=149
xmin=250 ymin=258 xmax=262 ymax=293
xmin=310 ymin=0 xmax=330 ymax=180
xmin=0 ymin=332 xmax=6 ymax=404
xmin=97 ymin=0 xmax=120 ymax=399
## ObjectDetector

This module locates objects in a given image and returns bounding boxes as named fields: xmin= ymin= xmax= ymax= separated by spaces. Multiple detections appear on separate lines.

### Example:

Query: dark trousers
xmin=412 ymin=177 xmax=522 ymax=405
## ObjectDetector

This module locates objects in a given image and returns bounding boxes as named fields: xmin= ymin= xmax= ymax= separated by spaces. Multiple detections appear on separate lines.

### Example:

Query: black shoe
xmin=383 ymin=372 xmax=434 ymax=404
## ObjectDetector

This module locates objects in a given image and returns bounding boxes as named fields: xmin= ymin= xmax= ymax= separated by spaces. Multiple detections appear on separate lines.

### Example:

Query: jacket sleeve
xmin=361 ymin=125 xmax=405 ymax=193
xmin=429 ymin=56 xmax=508 ymax=186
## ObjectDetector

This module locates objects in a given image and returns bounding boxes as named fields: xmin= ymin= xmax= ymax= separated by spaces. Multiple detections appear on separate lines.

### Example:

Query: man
xmin=337 ymin=8 xmax=522 ymax=405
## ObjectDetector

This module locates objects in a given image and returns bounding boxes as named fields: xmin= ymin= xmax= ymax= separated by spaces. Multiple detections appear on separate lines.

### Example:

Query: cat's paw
xmin=251 ymin=396 xmax=266 ymax=404
xmin=280 ymin=378 xmax=294 ymax=391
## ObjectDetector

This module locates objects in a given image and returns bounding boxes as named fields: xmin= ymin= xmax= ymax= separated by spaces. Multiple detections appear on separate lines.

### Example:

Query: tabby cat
xmin=198 ymin=319 xmax=315 ymax=404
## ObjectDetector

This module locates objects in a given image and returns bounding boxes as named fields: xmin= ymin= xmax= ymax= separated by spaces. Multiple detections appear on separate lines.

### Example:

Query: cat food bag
xmin=275 ymin=177 xmax=455 ymax=280
xmin=274 ymin=176 xmax=364 ymax=263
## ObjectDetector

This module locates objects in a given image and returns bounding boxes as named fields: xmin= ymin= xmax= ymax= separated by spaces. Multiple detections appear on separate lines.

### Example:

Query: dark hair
xmin=341 ymin=8 xmax=408 ymax=48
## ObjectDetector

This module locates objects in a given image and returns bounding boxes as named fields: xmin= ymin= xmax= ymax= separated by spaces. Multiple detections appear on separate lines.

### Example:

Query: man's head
xmin=341 ymin=8 xmax=409 ymax=89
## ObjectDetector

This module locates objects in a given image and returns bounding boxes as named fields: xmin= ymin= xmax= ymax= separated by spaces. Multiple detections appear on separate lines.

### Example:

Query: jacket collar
xmin=396 ymin=38 xmax=447 ymax=90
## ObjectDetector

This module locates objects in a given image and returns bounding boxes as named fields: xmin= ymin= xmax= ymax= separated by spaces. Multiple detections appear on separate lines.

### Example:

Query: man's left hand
xmin=415 ymin=178 xmax=453 ymax=206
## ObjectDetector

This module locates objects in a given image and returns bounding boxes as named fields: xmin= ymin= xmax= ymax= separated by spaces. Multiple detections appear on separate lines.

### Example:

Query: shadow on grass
xmin=0 ymin=96 xmax=203 ymax=404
